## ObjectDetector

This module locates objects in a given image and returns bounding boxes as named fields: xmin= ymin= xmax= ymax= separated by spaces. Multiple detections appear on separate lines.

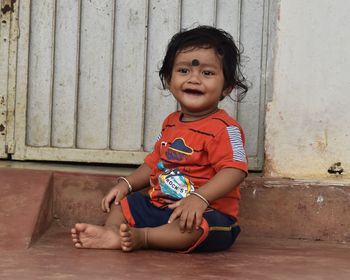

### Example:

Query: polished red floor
xmin=1 ymin=223 xmax=350 ymax=280
xmin=1 ymin=166 xmax=350 ymax=279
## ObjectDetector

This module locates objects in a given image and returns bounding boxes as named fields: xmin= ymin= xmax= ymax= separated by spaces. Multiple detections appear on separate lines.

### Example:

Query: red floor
xmin=1 ymin=166 xmax=350 ymax=279
xmin=1 ymin=223 xmax=350 ymax=280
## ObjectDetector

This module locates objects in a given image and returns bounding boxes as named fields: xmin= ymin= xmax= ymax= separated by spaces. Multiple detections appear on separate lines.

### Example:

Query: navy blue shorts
xmin=120 ymin=192 xmax=240 ymax=253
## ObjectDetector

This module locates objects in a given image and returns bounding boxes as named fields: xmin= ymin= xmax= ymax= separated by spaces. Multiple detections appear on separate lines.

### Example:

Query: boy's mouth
xmin=183 ymin=89 xmax=204 ymax=96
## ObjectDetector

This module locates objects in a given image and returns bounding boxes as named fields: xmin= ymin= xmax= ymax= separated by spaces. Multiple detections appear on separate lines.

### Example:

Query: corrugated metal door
xmin=0 ymin=0 xmax=9 ymax=158
xmin=0 ymin=0 xmax=17 ymax=158
xmin=4 ymin=0 xmax=268 ymax=170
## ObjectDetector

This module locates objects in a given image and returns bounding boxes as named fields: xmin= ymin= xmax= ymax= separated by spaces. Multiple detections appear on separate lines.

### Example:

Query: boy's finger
xmin=179 ymin=212 xmax=188 ymax=233
xmin=195 ymin=213 xmax=202 ymax=230
xmin=114 ymin=191 xmax=123 ymax=205
xmin=162 ymin=198 xmax=174 ymax=204
xmin=168 ymin=208 xmax=181 ymax=223
xmin=185 ymin=213 xmax=195 ymax=232
xmin=104 ymin=198 xmax=110 ymax=213
xmin=106 ymin=195 xmax=114 ymax=212
xmin=101 ymin=198 xmax=108 ymax=212
xmin=167 ymin=200 xmax=181 ymax=209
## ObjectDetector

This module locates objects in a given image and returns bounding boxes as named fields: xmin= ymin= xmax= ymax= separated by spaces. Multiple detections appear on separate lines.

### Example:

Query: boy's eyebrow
xmin=174 ymin=60 xmax=219 ymax=69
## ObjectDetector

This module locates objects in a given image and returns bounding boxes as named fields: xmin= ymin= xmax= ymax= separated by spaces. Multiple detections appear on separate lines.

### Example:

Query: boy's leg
xmin=71 ymin=204 xmax=126 ymax=249
xmin=104 ymin=203 xmax=127 ymax=229
xmin=119 ymin=219 xmax=203 ymax=252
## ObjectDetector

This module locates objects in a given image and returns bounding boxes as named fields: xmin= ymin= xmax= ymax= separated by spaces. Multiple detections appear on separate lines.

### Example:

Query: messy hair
xmin=159 ymin=25 xmax=248 ymax=101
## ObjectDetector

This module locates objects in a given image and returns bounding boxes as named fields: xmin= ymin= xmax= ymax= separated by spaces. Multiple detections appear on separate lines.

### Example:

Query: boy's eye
xmin=202 ymin=70 xmax=214 ymax=76
xmin=177 ymin=68 xmax=189 ymax=74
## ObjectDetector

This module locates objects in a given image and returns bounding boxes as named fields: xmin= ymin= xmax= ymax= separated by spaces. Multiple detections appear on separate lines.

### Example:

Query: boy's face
xmin=168 ymin=47 xmax=230 ymax=121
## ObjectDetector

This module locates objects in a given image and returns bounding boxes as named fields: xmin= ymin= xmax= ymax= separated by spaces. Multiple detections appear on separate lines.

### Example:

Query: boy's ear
xmin=222 ymin=86 xmax=234 ymax=97
xmin=220 ymin=86 xmax=233 ymax=101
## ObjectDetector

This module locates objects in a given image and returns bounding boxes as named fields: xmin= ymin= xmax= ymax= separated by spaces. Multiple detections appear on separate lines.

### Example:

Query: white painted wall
xmin=265 ymin=0 xmax=350 ymax=179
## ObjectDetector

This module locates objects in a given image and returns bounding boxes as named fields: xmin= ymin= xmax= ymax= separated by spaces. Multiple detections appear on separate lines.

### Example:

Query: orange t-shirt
xmin=144 ymin=109 xmax=248 ymax=219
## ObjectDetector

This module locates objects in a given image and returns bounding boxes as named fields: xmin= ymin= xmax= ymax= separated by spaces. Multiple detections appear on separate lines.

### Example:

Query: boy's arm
xmin=168 ymin=167 xmax=246 ymax=232
xmin=123 ymin=163 xmax=152 ymax=192
xmin=102 ymin=163 xmax=151 ymax=212
xmin=193 ymin=168 xmax=246 ymax=202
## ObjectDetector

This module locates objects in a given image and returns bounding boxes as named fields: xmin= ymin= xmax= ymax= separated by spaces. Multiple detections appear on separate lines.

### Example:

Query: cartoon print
xmin=165 ymin=138 xmax=193 ymax=162
xmin=157 ymin=161 xmax=195 ymax=199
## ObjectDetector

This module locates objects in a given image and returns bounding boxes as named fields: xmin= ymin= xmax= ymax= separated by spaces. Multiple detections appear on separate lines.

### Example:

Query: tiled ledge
xmin=240 ymin=177 xmax=350 ymax=242
xmin=52 ymin=172 xmax=350 ymax=243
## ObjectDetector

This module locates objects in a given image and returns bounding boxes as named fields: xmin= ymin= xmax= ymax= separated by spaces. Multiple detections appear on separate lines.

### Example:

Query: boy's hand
xmin=101 ymin=183 xmax=129 ymax=213
xmin=167 ymin=194 xmax=208 ymax=233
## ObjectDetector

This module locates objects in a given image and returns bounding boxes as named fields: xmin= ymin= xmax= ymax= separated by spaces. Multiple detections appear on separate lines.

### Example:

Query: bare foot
xmin=119 ymin=223 xmax=148 ymax=252
xmin=71 ymin=223 xmax=121 ymax=249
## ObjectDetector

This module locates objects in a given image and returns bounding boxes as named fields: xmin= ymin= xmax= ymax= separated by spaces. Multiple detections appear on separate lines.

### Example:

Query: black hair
xmin=159 ymin=25 xmax=248 ymax=101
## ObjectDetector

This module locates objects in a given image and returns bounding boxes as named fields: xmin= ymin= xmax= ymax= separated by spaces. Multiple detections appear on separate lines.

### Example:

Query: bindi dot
xmin=191 ymin=59 xmax=200 ymax=66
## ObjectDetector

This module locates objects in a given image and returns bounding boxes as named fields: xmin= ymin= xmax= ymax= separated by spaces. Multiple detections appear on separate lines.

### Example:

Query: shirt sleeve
xmin=144 ymin=112 xmax=173 ymax=168
xmin=206 ymin=125 xmax=248 ymax=174
xmin=144 ymin=130 xmax=162 ymax=169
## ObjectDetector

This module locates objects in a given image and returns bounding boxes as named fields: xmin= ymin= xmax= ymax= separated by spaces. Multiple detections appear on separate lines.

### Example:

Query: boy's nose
xmin=187 ymin=72 xmax=200 ymax=84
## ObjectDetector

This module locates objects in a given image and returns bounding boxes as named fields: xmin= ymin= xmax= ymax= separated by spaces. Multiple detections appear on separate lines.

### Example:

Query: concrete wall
xmin=265 ymin=0 xmax=350 ymax=179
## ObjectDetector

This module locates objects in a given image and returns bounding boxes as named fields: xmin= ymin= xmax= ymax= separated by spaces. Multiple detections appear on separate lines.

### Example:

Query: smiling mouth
xmin=184 ymin=89 xmax=204 ymax=95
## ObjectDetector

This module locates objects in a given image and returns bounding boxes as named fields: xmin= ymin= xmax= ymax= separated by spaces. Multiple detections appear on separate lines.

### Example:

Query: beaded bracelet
xmin=190 ymin=192 xmax=210 ymax=207
xmin=116 ymin=177 xmax=133 ymax=194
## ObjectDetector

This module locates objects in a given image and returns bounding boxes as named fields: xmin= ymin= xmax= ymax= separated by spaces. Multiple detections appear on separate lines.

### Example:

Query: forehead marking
xmin=191 ymin=59 xmax=200 ymax=66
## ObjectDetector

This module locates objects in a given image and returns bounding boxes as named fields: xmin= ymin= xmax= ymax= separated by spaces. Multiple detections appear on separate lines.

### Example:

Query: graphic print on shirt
xmin=165 ymin=138 xmax=193 ymax=162
xmin=157 ymin=161 xmax=195 ymax=199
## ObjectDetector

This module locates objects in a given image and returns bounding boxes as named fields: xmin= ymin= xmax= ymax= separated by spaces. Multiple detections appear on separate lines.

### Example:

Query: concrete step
xmin=240 ymin=177 xmax=350 ymax=242
xmin=0 ymin=168 xmax=53 ymax=249
xmin=52 ymin=171 xmax=350 ymax=243
xmin=1 ymin=166 xmax=350 ymax=250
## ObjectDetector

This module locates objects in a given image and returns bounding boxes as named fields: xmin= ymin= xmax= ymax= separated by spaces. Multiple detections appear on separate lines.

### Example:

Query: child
xmin=71 ymin=25 xmax=248 ymax=253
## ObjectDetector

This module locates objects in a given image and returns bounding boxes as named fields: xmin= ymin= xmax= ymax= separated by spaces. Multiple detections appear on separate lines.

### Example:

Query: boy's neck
xmin=180 ymin=108 xmax=219 ymax=122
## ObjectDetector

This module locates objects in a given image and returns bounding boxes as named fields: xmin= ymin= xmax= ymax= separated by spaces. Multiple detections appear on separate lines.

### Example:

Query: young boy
xmin=71 ymin=25 xmax=248 ymax=253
